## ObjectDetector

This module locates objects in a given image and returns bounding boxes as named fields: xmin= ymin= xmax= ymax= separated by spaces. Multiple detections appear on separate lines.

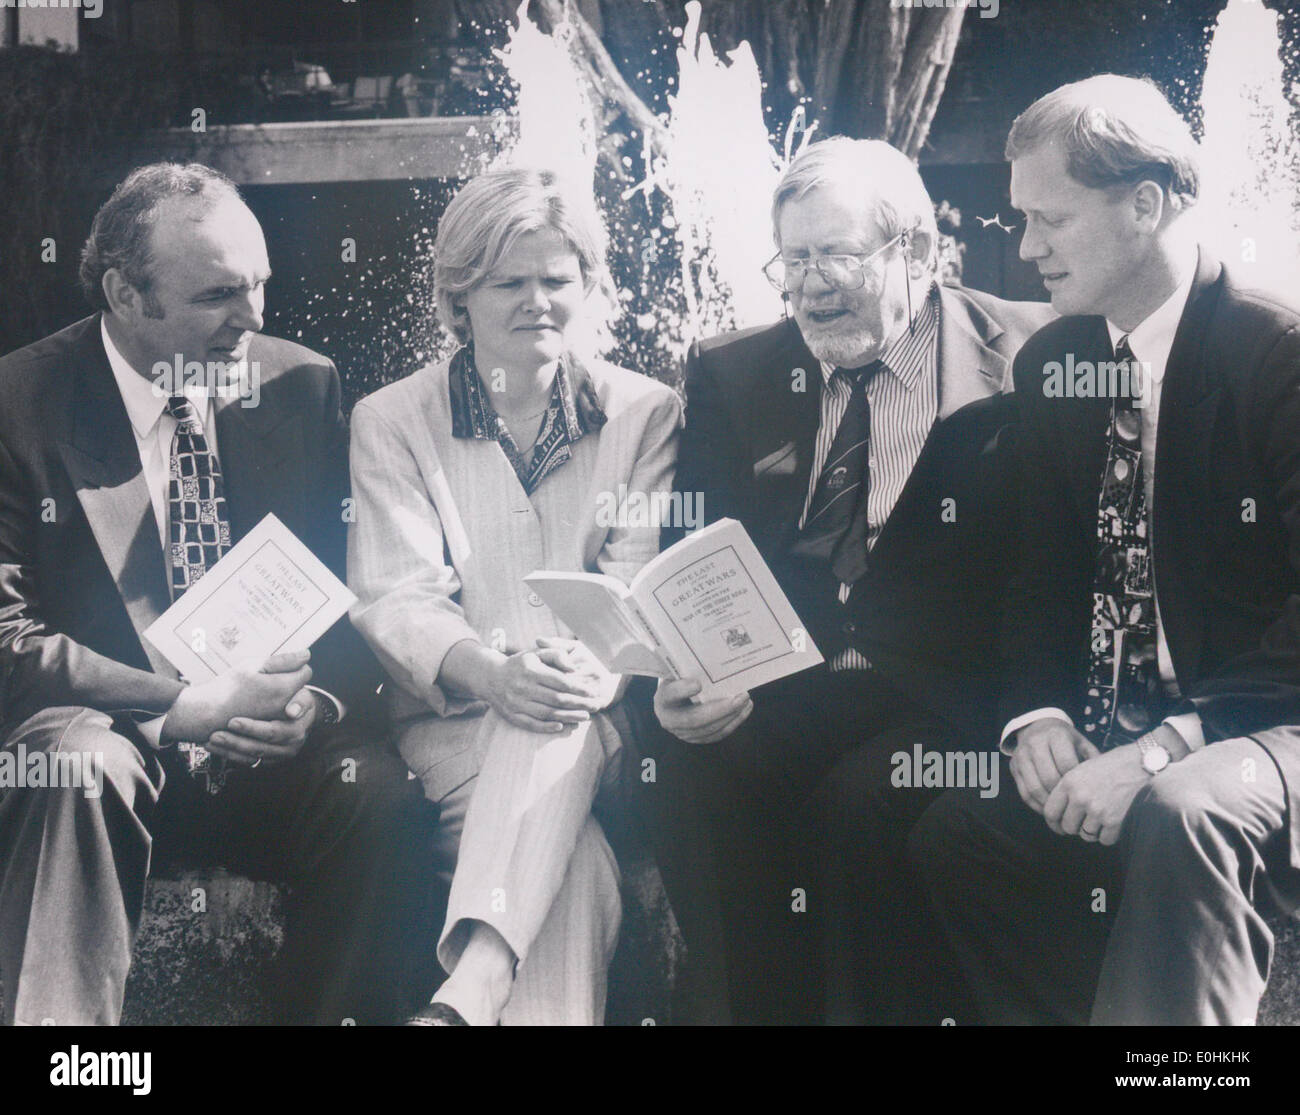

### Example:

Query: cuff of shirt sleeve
xmin=137 ymin=714 xmax=167 ymax=750
xmin=306 ymin=685 xmax=346 ymax=724
xmin=1001 ymin=708 xmax=1074 ymax=755
xmin=1161 ymin=710 xmax=1204 ymax=753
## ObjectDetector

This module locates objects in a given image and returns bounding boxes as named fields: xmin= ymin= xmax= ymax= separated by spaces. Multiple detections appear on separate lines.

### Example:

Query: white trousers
xmin=414 ymin=710 xmax=625 ymax=1026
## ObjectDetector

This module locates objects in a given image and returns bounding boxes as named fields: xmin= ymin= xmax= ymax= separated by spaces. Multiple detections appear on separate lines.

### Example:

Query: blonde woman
xmin=348 ymin=168 xmax=682 ymax=1025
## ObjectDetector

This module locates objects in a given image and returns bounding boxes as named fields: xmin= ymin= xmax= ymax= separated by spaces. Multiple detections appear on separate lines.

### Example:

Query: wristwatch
xmin=309 ymin=689 xmax=340 ymax=727
xmin=1135 ymin=730 xmax=1170 ymax=774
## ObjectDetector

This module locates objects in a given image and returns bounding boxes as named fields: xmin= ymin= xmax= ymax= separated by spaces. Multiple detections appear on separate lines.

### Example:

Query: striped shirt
xmin=799 ymin=284 xmax=941 ymax=668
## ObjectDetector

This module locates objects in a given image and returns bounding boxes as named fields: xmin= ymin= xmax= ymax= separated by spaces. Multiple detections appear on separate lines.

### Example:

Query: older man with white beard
xmin=638 ymin=136 xmax=1053 ymax=1024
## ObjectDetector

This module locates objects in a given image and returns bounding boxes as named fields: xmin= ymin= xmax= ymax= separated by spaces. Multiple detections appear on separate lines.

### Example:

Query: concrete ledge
xmin=140 ymin=117 xmax=507 ymax=185
xmin=119 ymin=856 xmax=682 ymax=1025
xmin=1259 ymin=920 xmax=1300 ymax=1025
xmin=121 ymin=870 xmax=284 ymax=1026
xmin=4 ymin=866 xmax=1296 ymax=1024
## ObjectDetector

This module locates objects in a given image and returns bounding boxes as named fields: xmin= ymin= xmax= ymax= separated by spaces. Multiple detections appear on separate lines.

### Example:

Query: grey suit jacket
xmin=667 ymin=285 xmax=1056 ymax=738
xmin=347 ymin=353 xmax=683 ymax=798
xmin=0 ymin=313 xmax=383 ymax=736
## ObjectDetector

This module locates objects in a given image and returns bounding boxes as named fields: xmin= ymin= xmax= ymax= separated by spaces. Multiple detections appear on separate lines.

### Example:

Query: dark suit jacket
xmin=667 ymin=285 xmax=1055 ymax=740
xmin=1004 ymin=249 xmax=1300 ymax=864
xmin=0 ymin=313 xmax=384 ymax=737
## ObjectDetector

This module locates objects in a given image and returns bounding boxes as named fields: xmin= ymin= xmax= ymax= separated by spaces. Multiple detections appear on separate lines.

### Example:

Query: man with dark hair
xmin=912 ymin=74 xmax=1300 ymax=1025
xmin=0 ymin=162 xmax=439 ymax=1026
xmin=644 ymin=136 xmax=1053 ymax=1024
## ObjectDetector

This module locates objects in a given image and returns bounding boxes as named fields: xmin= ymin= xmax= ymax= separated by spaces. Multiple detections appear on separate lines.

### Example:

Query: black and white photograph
xmin=1 ymin=0 xmax=1298 ymax=1093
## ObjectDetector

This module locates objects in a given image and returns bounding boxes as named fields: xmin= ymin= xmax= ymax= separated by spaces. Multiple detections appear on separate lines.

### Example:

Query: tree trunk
xmin=455 ymin=0 xmax=968 ymax=163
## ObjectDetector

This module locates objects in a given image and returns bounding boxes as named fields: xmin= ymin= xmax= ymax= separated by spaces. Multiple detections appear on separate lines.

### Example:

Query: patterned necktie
xmin=1080 ymin=336 xmax=1162 ymax=749
xmin=796 ymin=362 xmax=881 ymax=585
xmin=166 ymin=395 xmax=233 ymax=792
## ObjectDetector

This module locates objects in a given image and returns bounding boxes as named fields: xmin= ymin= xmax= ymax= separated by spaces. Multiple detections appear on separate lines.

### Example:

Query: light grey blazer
xmin=347 ymin=354 xmax=683 ymax=799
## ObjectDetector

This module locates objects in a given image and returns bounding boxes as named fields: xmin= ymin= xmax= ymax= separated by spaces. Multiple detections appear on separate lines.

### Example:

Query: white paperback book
xmin=143 ymin=512 xmax=356 ymax=681
xmin=525 ymin=517 xmax=823 ymax=700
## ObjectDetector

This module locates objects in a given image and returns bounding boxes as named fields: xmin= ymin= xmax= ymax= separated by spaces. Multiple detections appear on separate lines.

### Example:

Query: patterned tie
xmin=1080 ymin=337 xmax=1162 ymax=749
xmin=166 ymin=395 xmax=233 ymax=792
xmin=796 ymin=362 xmax=882 ymax=585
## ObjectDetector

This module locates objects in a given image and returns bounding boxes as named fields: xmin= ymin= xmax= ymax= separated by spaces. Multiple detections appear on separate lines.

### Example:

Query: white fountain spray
xmin=490 ymin=0 xmax=794 ymax=362
xmin=493 ymin=0 xmax=598 ymax=193
xmin=1200 ymin=0 xmax=1300 ymax=292
xmin=653 ymin=1 xmax=786 ymax=333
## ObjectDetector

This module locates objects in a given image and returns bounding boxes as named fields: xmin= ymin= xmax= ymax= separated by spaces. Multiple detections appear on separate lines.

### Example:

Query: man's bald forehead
xmin=146 ymin=194 xmax=265 ymax=265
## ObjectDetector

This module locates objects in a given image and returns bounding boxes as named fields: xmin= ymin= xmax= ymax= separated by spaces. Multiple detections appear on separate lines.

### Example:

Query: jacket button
xmin=527 ymin=591 xmax=544 ymax=607
xmin=842 ymin=621 xmax=856 ymax=635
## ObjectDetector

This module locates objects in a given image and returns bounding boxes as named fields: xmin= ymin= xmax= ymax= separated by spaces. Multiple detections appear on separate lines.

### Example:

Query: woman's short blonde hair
xmin=433 ymin=168 xmax=611 ymax=345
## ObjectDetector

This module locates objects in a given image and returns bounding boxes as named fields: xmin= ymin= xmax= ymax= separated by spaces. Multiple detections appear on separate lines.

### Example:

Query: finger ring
xmin=1080 ymin=826 xmax=1100 ymax=839
xmin=250 ymin=757 xmax=263 ymax=770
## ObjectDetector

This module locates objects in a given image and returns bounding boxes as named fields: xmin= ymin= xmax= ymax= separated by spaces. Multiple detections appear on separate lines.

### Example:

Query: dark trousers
xmin=0 ymin=705 xmax=444 ymax=1026
xmin=634 ymin=667 xmax=984 ymax=1025
xmin=910 ymin=738 xmax=1300 ymax=1024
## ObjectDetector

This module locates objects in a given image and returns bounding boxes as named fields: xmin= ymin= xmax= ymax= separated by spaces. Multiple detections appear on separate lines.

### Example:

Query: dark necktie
xmin=1080 ymin=336 xmax=1161 ymax=749
xmin=797 ymin=361 xmax=881 ymax=585
xmin=166 ymin=395 xmax=233 ymax=792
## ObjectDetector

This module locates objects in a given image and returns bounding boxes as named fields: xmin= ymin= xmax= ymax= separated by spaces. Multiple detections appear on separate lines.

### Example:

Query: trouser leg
xmin=0 ymin=707 xmax=162 ymax=1026
xmin=621 ymin=682 xmax=732 ymax=1023
xmin=1093 ymin=737 xmax=1300 ymax=1025
xmin=909 ymin=760 xmax=1120 ymax=1025
xmin=683 ymin=671 xmax=934 ymax=1024
xmin=810 ymin=721 xmax=982 ymax=1025
xmin=435 ymin=712 xmax=623 ymax=1025
xmin=152 ymin=725 xmax=443 ymax=1025
xmin=500 ymin=816 xmax=622 ymax=1025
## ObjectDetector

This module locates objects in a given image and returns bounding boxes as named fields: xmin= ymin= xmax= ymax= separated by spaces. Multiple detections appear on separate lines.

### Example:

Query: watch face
xmin=1141 ymin=745 xmax=1170 ymax=774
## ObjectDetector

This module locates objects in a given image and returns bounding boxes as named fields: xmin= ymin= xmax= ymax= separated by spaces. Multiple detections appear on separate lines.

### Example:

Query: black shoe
xmin=403 ymin=1001 xmax=469 ymax=1026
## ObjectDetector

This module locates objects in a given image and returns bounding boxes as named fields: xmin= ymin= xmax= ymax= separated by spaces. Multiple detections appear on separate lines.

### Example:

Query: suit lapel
xmin=1153 ymin=249 xmax=1225 ymax=681
xmin=865 ymin=289 xmax=1018 ymax=560
xmin=58 ymin=323 xmax=177 ymax=677
xmin=214 ymin=383 xmax=305 ymax=541
xmin=935 ymin=287 xmax=1011 ymax=421
xmin=748 ymin=320 xmax=822 ymax=537
xmin=1055 ymin=321 xmax=1115 ymax=524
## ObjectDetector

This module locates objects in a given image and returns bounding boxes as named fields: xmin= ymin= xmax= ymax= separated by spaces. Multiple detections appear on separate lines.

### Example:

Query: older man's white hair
xmin=771 ymin=137 xmax=939 ymax=273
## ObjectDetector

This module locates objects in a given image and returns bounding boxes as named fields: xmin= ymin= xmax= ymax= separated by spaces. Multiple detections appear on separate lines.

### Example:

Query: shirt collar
xmin=818 ymin=281 xmax=940 ymax=390
xmin=1105 ymin=247 xmax=1198 ymax=384
xmin=100 ymin=317 xmax=217 ymax=438
xmin=101 ymin=316 xmax=170 ymax=440
xmin=448 ymin=344 xmax=606 ymax=442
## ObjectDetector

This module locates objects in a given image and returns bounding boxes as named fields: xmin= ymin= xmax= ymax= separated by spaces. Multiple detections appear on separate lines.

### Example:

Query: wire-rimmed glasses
xmin=763 ymin=230 xmax=907 ymax=294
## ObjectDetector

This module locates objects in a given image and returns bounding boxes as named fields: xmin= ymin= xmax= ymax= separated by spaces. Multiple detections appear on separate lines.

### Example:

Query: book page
xmin=523 ymin=572 xmax=674 ymax=677
xmin=142 ymin=513 xmax=356 ymax=682
xmin=632 ymin=518 xmax=822 ymax=699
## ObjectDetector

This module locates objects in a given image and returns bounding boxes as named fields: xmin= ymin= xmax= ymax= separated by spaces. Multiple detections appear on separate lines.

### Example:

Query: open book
xmin=143 ymin=513 xmax=356 ymax=682
xmin=525 ymin=518 xmax=823 ymax=700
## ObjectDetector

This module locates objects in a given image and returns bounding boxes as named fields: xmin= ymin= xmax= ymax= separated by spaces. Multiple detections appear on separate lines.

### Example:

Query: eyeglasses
xmin=763 ymin=231 xmax=907 ymax=294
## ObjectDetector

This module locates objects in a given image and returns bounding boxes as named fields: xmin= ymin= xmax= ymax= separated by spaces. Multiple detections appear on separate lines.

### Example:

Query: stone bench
xmin=115 ymin=855 xmax=683 ymax=1026
xmin=5 ymin=865 xmax=1297 ymax=1024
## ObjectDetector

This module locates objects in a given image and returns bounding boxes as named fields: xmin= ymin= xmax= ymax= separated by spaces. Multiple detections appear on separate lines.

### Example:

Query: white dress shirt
xmin=1003 ymin=249 xmax=1205 ymax=753
xmin=101 ymin=320 xmax=343 ymax=732
xmin=101 ymin=319 xmax=219 ymax=550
